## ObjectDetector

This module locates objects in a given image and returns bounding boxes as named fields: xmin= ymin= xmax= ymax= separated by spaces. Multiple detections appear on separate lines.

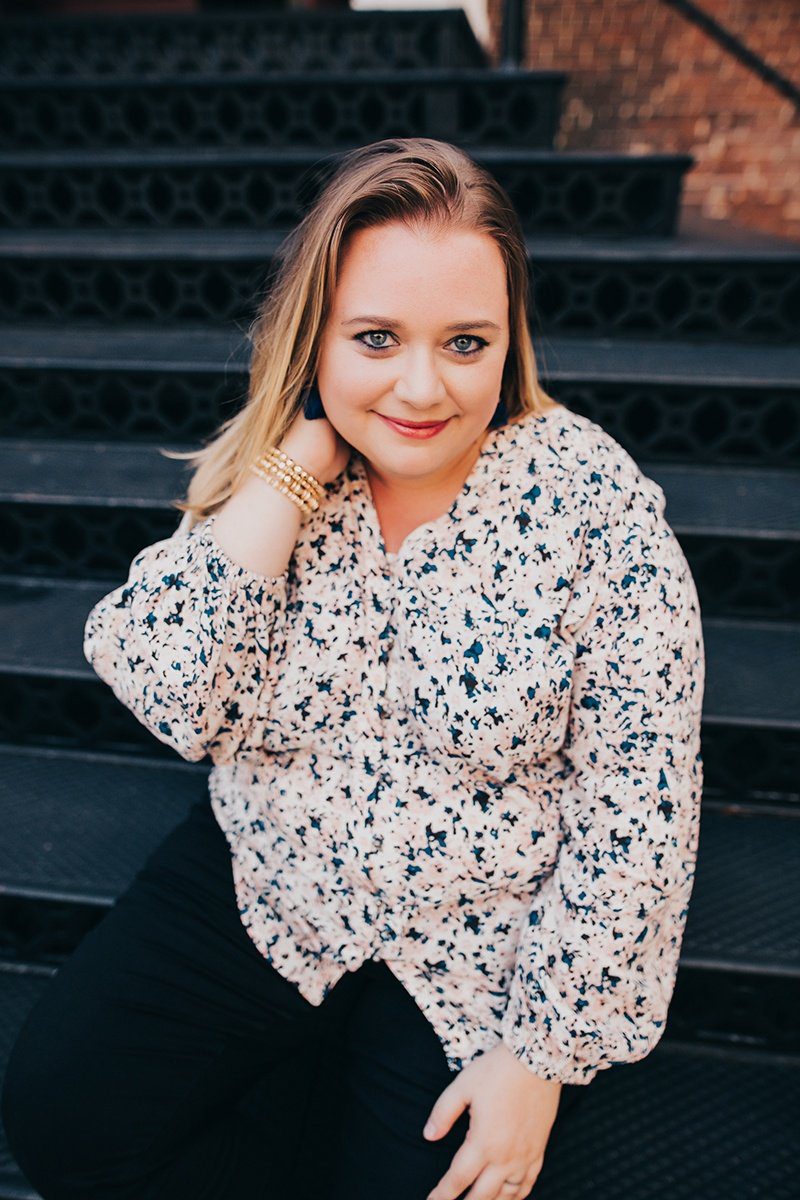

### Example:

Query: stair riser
xmin=0 ymin=11 xmax=487 ymax=78
xmin=1 ymin=503 xmax=795 ymax=620
xmin=2 ymin=368 xmax=799 ymax=470
xmin=0 ymin=156 xmax=685 ymax=238
xmin=701 ymin=725 xmax=800 ymax=807
xmin=0 ymin=77 xmax=563 ymax=152
xmin=547 ymin=380 xmax=800 ymax=469
xmin=669 ymin=966 xmax=800 ymax=1057
xmin=1 ymin=254 xmax=797 ymax=340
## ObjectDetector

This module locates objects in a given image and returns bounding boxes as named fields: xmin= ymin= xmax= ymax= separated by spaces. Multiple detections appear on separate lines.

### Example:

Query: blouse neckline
xmin=349 ymin=406 xmax=563 ymax=564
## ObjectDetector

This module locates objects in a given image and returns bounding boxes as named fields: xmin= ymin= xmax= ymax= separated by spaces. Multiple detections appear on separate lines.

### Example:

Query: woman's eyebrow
xmin=340 ymin=315 xmax=501 ymax=332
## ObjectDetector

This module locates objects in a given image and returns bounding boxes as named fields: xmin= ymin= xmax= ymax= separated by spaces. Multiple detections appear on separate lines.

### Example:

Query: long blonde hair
xmin=164 ymin=136 xmax=557 ymax=528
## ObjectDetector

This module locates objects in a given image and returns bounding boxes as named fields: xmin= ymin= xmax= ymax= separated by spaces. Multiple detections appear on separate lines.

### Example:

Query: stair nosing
xmin=1 ymin=228 xmax=797 ymax=260
xmin=0 ymin=147 xmax=692 ymax=169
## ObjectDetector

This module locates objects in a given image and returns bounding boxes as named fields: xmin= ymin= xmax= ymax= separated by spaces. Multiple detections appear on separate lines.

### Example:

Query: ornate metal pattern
xmin=2 ymin=367 xmax=798 ymax=469
xmin=0 ymin=10 xmax=486 ymax=79
xmin=0 ymin=503 xmax=795 ymax=621
xmin=0 ymin=74 xmax=563 ymax=152
xmin=2 ymin=249 xmax=796 ymax=339
xmin=0 ymin=152 xmax=686 ymax=237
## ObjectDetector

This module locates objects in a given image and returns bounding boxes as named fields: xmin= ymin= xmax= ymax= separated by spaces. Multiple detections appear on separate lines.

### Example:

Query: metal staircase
xmin=0 ymin=7 xmax=798 ymax=1197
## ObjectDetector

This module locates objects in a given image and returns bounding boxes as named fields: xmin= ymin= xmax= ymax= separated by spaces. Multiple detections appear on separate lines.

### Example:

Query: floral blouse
xmin=82 ymin=405 xmax=706 ymax=1086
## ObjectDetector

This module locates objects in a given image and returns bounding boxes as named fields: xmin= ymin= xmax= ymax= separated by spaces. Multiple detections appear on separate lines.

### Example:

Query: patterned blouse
xmin=82 ymin=404 xmax=706 ymax=1086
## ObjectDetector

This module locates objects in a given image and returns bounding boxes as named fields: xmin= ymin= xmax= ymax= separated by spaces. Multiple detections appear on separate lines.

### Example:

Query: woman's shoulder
xmin=507 ymin=403 xmax=660 ymax=517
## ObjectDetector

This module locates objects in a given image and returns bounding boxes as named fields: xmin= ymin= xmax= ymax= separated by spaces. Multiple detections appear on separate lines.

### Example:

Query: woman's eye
xmin=450 ymin=335 xmax=486 ymax=356
xmin=356 ymin=330 xmax=394 ymax=351
xmin=354 ymin=331 xmax=487 ymax=357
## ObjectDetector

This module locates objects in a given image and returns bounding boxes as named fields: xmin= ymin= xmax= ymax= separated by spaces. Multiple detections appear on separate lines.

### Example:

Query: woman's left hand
xmin=422 ymin=1041 xmax=562 ymax=1200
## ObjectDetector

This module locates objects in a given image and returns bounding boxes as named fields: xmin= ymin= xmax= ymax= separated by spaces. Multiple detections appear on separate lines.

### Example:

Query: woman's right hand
xmin=278 ymin=408 xmax=352 ymax=487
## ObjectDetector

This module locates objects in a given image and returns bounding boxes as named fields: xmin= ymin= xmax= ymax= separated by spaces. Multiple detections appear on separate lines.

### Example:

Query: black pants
xmin=2 ymin=795 xmax=590 ymax=1200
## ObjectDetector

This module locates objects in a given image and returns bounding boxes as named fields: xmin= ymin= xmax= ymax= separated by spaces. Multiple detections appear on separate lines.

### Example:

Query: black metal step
xmin=0 ymin=746 xmax=204 ymax=907
xmin=2 ymin=671 xmax=793 ymax=1146
xmin=0 ymin=439 xmax=796 ymax=622
xmin=0 ymin=147 xmax=689 ymax=239
xmin=4 ymin=324 xmax=800 ymax=384
xmin=0 ymin=943 xmax=798 ymax=1200
xmin=0 ymin=745 xmax=797 ymax=1070
xmin=2 ymin=327 xmax=798 ymax=469
xmin=2 ymin=440 xmax=797 ymax=540
xmin=0 ymin=70 xmax=564 ymax=153
xmin=0 ymin=550 xmax=797 ymax=770
xmin=0 ymin=8 xmax=487 ymax=79
xmin=1 ymin=229 xmax=797 ymax=340
xmin=0 ymin=744 xmax=795 ymax=973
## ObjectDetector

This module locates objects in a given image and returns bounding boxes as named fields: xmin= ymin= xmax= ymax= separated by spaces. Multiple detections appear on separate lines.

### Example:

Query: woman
xmin=1 ymin=137 xmax=706 ymax=1200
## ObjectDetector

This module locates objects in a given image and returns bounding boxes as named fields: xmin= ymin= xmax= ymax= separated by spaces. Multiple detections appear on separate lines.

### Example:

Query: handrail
xmin=662 ymin=0 xmax=800 ymax=114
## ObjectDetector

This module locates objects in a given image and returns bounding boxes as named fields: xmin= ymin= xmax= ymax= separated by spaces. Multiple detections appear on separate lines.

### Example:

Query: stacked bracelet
xmin=249 ymin=446 xmax=325 ymax=517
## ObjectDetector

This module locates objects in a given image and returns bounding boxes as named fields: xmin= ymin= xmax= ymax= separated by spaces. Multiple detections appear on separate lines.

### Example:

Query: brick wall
xmin=486 ymin=0 xmax=800 ymax=242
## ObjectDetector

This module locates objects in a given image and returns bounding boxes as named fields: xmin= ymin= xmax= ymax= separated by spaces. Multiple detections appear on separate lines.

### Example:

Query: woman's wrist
xmin=250 ymin=445 xmax=324 ymax=517
xmin=276 ymin=438 xmax=335 ymax=487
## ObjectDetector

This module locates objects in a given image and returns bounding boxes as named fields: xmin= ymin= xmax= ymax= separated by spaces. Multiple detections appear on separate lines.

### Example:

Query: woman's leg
xmin=326 ymin=958 xmax=592 ymax=1200
xmin=1 ymin=797 xmax=349 ymax=1200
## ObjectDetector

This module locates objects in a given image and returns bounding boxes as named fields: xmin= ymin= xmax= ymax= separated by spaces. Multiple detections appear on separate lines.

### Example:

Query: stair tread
xmin=0 ymin=745 xmax=794 ymax=973
xmin=0 ymin=147 xmax=690 ymax=167
xmin=0 ymin=568 xmax=796 ymax=725
xmin=1 ymin=438 xmax=797 ymax=539
xmin=0 ymin=746 xmax=204 ymax=905
xmin=2 ymin=227 xmax=798 ymax=259
xmin=1 ymin=325 xmax=798 ymax=387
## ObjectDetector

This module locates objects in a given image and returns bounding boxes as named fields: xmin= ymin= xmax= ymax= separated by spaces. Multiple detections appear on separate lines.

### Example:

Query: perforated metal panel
xmin=2 ymin=347 xmax=798 ymax=467
xmin=2 ymin=239 xmax=798 ymax=338
xmin=0 ymin=73 xmax=563 ymax=152
xmin=0 ymin=151 xmax=687 ymax=237
xmin=0 ymin=9 xmax=487 ymax=79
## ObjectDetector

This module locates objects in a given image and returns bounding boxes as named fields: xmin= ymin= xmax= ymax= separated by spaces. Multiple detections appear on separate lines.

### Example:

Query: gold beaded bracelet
xmin=249 ymin=446 xmax=325 ymax=518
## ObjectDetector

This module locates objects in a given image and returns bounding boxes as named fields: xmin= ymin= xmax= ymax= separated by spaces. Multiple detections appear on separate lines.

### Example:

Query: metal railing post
xmin=499 ymin=0 xmax=527 ymax=70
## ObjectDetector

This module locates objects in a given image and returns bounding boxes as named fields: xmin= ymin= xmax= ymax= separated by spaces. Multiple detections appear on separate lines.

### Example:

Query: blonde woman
xmin=2 ymin=138 xmax=705 ymax=1200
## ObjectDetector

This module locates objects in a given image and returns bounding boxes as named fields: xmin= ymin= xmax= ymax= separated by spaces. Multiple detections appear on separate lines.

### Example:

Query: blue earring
xmin=302 ymin=377 xmax=325 ymax=420
xmin=489 ymin=395 xmax=507 ymax=429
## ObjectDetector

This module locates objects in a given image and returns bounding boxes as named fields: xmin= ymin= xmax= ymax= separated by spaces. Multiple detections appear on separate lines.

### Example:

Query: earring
xmin=489 ymin=395 xmax=507 ymax=429
xmin=301 ymin=376 xmax=325 ymax=420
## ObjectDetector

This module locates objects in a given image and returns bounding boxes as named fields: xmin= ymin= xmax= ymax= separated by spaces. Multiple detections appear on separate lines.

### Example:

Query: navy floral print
xmin=83 ymin=405 xmax=705 ymax=1085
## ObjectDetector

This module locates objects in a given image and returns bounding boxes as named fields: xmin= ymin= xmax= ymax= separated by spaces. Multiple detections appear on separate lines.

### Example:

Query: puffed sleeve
xmin=82 ymin=512 xmax=288 ymax=765
xmin=500 ymin=463 xmax=706 ymax=1085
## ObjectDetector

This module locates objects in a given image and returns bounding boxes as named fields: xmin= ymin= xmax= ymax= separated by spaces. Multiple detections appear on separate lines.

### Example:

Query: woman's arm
xmin=500 ymin=464 xmax=706 ymax=1085
xmin=82 ymin=471 xmax=304 ymax=765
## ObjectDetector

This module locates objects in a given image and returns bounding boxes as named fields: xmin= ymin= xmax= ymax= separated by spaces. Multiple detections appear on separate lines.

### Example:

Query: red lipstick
xmin=377 ymin=414 xmax=451 ymax=439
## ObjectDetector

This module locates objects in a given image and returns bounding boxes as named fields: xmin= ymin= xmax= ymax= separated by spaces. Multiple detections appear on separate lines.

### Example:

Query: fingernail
xmin=423 ymin=1120 xmax=437 ymax=1138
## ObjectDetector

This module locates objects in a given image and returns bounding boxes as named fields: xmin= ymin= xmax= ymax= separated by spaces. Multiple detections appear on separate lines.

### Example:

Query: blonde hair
xmin=164 ymin=136 xmax=558 ymax=528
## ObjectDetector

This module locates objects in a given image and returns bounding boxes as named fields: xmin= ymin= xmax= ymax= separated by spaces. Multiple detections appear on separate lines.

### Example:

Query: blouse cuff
xmin=185 ymin=512 xmax=291 ymax=597
xmin=500 ymin=1015 xmax=600 ymax=1086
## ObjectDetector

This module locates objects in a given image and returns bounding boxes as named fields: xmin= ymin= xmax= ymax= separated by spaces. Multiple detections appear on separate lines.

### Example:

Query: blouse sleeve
xmin=500 ymin=465 xmax=706 ymax=1085
xmin=82 ymin=512 xmax=288 ymax=765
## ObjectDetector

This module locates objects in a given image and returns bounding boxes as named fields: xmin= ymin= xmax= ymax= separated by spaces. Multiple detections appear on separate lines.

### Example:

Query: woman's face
xmin=316 ymin=220 xmax=511 ymax=496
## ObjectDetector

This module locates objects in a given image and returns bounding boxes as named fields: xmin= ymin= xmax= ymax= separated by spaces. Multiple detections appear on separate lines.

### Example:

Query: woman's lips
xmin=377 ymin=414 xmax=451 ymax=439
